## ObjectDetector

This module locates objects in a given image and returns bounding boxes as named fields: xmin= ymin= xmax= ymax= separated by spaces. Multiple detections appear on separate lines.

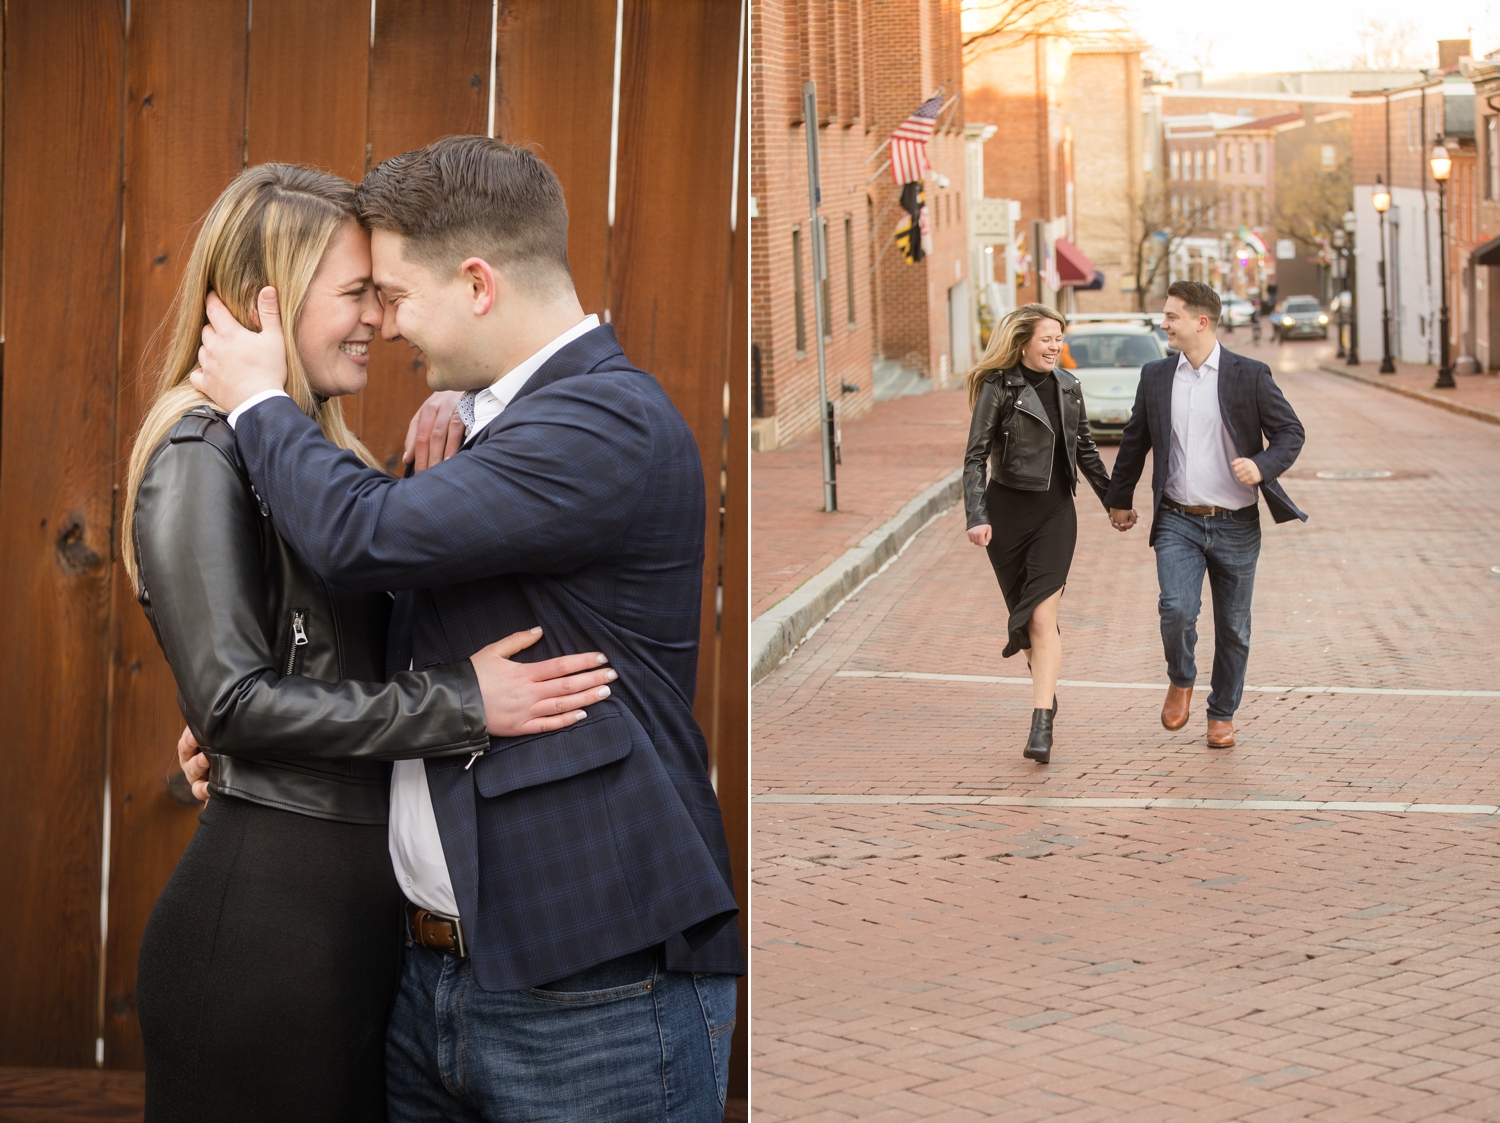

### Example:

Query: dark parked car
xmin=1273 ymin=296 xmax=1329 ymax=341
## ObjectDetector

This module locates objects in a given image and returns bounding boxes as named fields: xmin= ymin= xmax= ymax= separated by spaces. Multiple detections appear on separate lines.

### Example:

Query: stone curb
xmin=1317 ymin=363 xmax=1500 ymax=427
xmin=750 ymin=469 xmax=962 ymax=685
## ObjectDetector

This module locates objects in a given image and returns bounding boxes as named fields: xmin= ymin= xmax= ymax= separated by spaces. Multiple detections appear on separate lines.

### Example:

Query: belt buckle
xmin=409 ymin=904 xmax=468 ymax=958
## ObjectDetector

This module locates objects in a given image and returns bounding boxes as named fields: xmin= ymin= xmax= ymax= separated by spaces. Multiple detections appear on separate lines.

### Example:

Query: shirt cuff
xmin=226 ymin=389 xmax=290 ymax=429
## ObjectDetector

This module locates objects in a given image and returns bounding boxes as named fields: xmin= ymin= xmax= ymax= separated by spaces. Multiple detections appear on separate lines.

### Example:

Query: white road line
xmin=753 ymin=794 xmax=1500 ymax=814
xmin=833 ymin=670 xmax=1500 ymax=699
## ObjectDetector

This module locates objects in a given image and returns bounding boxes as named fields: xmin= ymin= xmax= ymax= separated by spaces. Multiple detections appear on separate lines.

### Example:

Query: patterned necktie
xmin=457 ymin=390 xmax=479 ymax=441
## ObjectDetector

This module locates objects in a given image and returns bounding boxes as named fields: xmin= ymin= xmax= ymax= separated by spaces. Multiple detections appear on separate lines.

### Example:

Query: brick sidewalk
xmin=752 ymin=389 xmax=971 ymax=618
xmin=752 ymin=340 xmax=1500 ymax=1121
xmin=1316 ymin=356 xmax=1500 ymax=427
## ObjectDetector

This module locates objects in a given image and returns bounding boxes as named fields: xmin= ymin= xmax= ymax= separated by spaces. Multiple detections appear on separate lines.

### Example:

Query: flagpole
xmin=803 ymin=81 xmax=837 ymax=513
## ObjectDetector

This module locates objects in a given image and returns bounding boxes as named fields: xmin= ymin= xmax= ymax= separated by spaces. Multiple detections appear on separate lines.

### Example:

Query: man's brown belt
xmin=405 ymin=900 xmax=468 ymax=958
xmin=1162 ymin=496 xmax=1234 ymax=517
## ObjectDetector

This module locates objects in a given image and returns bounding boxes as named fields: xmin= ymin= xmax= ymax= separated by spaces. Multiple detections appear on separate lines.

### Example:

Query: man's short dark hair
xmin=1167 ymin=280 xmax=1221 ymax=326
xmin=356 ymin=135 xmax=572 ymax=296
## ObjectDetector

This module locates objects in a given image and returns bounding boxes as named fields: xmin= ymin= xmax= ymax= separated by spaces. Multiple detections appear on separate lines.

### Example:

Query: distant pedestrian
xmin=962 ymin=304 xmax=1115 ymax=764
xmin=1104 ymin=281 xmax=1307 ymax=748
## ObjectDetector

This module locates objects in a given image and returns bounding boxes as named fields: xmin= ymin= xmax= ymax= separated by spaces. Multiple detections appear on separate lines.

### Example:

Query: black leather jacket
xmin=963 ymin=366 xmax=1112 ymax=528
xmin=132 ymin=407 xmax=490 ymax=825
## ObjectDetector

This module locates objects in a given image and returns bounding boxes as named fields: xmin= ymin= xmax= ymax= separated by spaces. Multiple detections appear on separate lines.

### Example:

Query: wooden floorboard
xmin=0 ymin=1069 xmax=143 ymax=1123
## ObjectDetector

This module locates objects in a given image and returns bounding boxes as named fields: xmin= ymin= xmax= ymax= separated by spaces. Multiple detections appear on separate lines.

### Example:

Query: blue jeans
xmin=386 ymin=943 xmax=735 ymax=1123
xmin=1154 ymin=504 xmax=1261 ymax=721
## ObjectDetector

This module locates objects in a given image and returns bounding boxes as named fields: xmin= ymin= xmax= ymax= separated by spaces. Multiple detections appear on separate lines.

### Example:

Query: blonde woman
xmin=961 ymin=304 xmax=1115 ymax=764
xmin=126 ymin=165 xmax=612 ymax=1121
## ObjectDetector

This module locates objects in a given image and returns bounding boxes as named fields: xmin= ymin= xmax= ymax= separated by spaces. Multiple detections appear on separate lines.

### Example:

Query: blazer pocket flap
xmin=472 ymin=703 xmax=632 ymax=798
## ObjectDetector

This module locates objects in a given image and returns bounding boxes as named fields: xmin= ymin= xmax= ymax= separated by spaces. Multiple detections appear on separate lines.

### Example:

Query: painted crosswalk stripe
xmin=752 ymin=794 xmax=1500 ymax=814
xmin=832 ymin=670 xmax=1500 ymax=699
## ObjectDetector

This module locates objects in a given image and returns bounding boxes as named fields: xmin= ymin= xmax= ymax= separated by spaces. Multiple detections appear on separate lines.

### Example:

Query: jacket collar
xmin=509 ymin=323 xmax=626 ymax=406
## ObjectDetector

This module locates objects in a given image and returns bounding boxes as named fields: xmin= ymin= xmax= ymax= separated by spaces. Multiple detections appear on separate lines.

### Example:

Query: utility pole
xmin=803 ymin=81 xmax=837 ymax=512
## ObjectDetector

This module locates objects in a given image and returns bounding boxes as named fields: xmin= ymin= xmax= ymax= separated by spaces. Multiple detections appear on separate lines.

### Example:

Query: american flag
xmin=889 ymin=95 xmax=943 ymax=185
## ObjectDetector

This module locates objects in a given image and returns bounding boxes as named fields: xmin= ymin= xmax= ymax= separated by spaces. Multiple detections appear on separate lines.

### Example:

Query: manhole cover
xmin=1315 ymin=469 xmax=1393 ymax=480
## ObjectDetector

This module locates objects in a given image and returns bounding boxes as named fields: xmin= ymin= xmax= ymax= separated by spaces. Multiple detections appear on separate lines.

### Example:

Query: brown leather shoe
xmin=1161 ymin=684 xmax=1192 ymax=730
xmin=1207 ymin=719 xmax=1235 ymax=748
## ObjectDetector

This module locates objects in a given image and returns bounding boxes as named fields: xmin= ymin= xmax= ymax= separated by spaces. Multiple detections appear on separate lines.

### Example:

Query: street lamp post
xmin=1430 ymin=140 xmax=1454 ymax=388
xmin=1332 ymin=225 xmax=1347 ymax=358
xmin=1372 ymin=175 xmax=1395 ymax=373
xmin=1343 ymin=209 xmax=1359 ymax=366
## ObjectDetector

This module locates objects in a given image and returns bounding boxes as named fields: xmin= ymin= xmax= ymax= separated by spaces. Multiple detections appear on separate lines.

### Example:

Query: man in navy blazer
xmin=194 ymin=138 xmax=740 ymax=1122
xmin=1104 ymin=281 xmax=1306 ymax=749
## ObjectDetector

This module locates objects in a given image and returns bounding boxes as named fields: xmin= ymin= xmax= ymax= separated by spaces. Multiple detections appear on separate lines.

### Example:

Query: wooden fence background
xmin=0 ymin=0 xmax=747 ymax=1102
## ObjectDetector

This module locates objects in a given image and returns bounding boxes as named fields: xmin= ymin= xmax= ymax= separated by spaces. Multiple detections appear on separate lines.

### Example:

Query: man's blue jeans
xmin=1154 ymin=503 xmax=1261 ymax=721
xmin=386 ymin=943 xmax=736 ymax=1122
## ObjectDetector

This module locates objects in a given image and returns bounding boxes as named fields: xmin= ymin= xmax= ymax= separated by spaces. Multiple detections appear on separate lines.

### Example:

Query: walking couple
xmin=962 ymin=282 xmax=1308 ymax=764
xmin=126 ymin=137 xmax=740 ymax=1121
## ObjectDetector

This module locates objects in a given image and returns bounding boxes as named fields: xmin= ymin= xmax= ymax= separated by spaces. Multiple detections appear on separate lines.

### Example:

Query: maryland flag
xmin=894 ymin=182 xmax=931 ymax=264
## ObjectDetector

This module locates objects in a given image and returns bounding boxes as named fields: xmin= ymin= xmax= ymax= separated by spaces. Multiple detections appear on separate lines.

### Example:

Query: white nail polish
xmin=597 ymin=686 xmax=611 ymax=698
xmin=605 ymin=670 xmax=618 ymax=682
xmin=597 ymin=654 xmax=608 ymax=664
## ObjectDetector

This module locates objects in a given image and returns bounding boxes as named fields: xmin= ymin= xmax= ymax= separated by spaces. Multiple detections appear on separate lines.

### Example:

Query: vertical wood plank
xmin=0 ymin=0 xmax=125 ymax=1066
xmin=495 ymin=0 xmax=616 ymax=324
xmin=607 ymin=0 xmax=741 ymax=765
xmin=358 ymin=0 xmax=492 ymax=470
xmin=102 ymin=0 xmax=250 ymax=1069
xmin=717 ymin=12 xmax=750 ymax=1102
xmin=245 ymin=0 xmax=370 ymax=183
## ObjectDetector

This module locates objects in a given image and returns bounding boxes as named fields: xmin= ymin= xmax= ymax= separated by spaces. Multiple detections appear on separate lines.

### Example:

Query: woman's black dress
xmin=984 ymin=365 xmax=1077 ymax=658
xmin=137 ymin=798 xmax=400 ymax=1123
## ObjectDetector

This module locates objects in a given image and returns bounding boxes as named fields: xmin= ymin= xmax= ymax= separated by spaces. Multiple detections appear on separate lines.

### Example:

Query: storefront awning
xmin=1472 ymin=233 xmax=1500 ymax=266
xmin=1054 ymin=237 xmax=1097 ymax=286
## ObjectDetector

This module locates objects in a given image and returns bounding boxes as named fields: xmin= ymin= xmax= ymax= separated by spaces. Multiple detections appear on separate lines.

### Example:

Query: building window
xmin=1239 ymin=141 xmax=1249 ymax=176
xmin=844 ymin=215 xmax=856 ymax=327
xmin=1255 ymin=142 xmax=1263 ymax=173
xmin=1170 ymin=150 xmax=1180 ymax=180
xmin=1207 ymin=149 xmax=1216 ymax=179
xmin=1488 ymin=117 xmax=1499 ymax=201
xmin=1194 ymin=150 xmax=1203 ymax=180
xmin=1321 ymin=144 xmax=1335 ymax=168
xmin=793 ymin=226 xmax=806 ymax=355
xmin=1171 ymin=194 xmax=1180 ymax=219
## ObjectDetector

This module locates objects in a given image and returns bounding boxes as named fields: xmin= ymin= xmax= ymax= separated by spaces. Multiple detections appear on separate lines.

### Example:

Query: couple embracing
xmin=125 ymin=137 xmax=740 ymax=1122
xmin=963 ymin=282 xmax=1308 ymax=764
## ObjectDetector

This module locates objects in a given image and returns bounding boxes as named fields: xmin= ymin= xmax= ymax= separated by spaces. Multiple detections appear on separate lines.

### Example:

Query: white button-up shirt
xmin=1164 ymin=343 xmax=1257 ymax=511
xmin=389 ymin=314 xmax=598 ymax=918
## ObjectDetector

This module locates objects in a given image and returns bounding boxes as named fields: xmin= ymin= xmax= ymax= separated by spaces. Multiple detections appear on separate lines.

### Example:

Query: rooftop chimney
xmin=1438 ymin=39 xmax=1471 ymax=71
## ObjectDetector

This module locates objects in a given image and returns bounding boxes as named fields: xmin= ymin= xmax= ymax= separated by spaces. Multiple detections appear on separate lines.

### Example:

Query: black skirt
xmin=137 ymin=794 xmax=402 ymax=1123
xmin=983 ymin=477 xmax=1078 ymax=658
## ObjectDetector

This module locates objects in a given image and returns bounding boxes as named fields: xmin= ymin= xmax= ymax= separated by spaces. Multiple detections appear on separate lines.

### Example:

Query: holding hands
xmin=1109 ymin=508 xmax=1138 ymax=532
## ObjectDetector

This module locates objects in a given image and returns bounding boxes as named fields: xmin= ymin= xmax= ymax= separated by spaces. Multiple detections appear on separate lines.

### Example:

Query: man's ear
xmin=460 ymin=257 xmax=499 ymax=316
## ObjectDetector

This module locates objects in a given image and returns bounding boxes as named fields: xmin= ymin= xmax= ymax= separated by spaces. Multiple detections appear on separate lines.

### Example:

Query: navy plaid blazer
xmin=234 ymin=325 xmax=743 ymax=991
xmin=1102 ymin=346 xmax=1307 ymax=546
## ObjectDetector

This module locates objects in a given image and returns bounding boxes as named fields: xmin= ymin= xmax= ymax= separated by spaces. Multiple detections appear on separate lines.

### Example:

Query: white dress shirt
xmin=228 ymin=315 xmax=603 ymax=919
xmin=390 ymin=313 xmax=598 ymax=917
xmin=1164 ymin=343 xmax=1257 ymax=511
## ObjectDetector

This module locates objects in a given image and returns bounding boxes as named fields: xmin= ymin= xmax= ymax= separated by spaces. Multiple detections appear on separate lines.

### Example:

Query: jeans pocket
xmin=692 ymin=974 xmax=737 ymax=1107
xmin=521 ymin=977 xmax=656 ymax=1006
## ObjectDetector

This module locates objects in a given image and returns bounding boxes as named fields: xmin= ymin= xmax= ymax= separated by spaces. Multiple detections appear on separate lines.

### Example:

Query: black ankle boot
xmin=1024 ymin=708 xmax=1053 ymax=763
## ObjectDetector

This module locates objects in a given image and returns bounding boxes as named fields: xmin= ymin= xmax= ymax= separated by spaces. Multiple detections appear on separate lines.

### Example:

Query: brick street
xmin=752 ymin=339 xmax=1500 ymax=1120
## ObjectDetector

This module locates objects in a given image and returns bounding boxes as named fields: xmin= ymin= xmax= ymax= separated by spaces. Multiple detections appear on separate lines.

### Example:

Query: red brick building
xmin=750 ymin=0 xmax=966 ymax=449
xmin=1350 ymin=47 xmax=1476 ymax=368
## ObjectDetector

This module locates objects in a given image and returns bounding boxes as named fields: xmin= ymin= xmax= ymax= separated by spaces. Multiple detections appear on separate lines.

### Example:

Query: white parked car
xmin=1061 ymin=321 xmax=1166 ymax=442
xmin=1221 ymin=297 xmax=1256 ymax=327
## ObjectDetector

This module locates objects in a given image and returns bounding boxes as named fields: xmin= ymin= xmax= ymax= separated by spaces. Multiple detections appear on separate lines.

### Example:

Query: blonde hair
xmin=122 ymin=164 xmax=381 ymax=593
xmin=965 ymin=302 xmax=1067 ymax=411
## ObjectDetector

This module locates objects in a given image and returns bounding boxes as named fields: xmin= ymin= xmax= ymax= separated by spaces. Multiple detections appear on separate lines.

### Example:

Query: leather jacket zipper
xmin=286 ymin=609 xmax=308 ymax=676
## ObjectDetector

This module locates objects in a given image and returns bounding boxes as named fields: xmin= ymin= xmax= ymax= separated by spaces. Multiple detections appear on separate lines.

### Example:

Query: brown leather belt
xmin=405 ymin=900 xmax=468 ymax=958
xmin=1162 ymin=496 xmax=1234 ymax=517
